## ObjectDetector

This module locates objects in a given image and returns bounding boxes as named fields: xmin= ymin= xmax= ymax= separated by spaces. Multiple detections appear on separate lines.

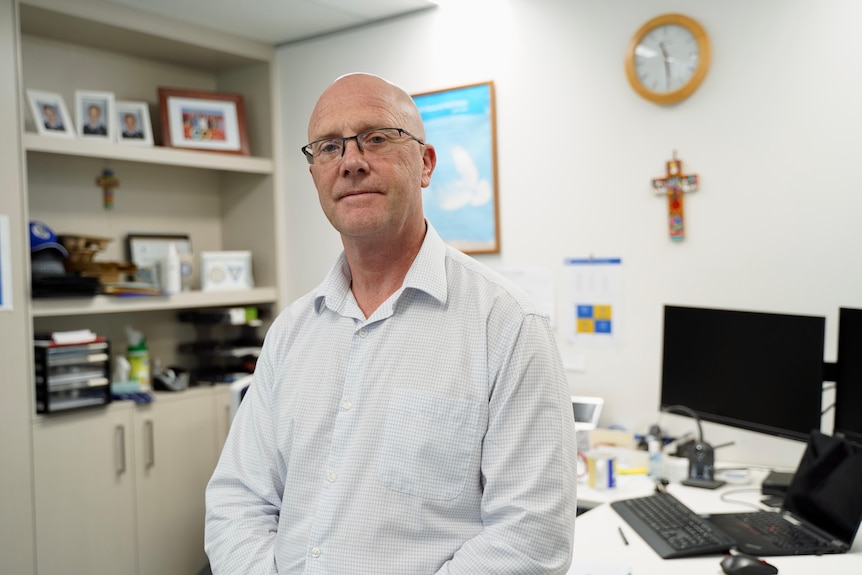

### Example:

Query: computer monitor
xmin=571 ymin=395 xmax=604 ymax=430
xmin=835 ymin=308 xmax=862 ymax=444
xmin=660 ymin=305 xmax=826 ymax=441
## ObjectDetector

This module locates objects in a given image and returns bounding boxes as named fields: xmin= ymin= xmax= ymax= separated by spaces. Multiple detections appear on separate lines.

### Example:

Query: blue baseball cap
xmin=29 ymin=220 xmax=69 ymax=257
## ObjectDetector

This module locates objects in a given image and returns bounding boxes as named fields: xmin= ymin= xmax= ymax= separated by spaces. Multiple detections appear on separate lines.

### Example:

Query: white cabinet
xmin=33 ymin=403 xmax=139 ymax=575
xmin=14 ymin=1 xmax=285 ymax=572
xmin=33 ymin=388 xmax=220 ymax=575
xmin=134 ymin=390 xmax=218 ymax=575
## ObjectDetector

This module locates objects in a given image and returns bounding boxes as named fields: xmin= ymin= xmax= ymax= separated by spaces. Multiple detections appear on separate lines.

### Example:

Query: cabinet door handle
xmin=144 ymin=419 xmax=155 ymax=468
xmin=115 ymin=425 xmax=127 ymax=475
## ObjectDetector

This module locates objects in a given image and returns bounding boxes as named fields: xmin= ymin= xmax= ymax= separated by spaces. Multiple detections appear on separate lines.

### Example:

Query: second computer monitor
xmin=835 ymin=307 xmax=862 ymax=444
xmin=660 ymin=305 xmax=826 ymax=441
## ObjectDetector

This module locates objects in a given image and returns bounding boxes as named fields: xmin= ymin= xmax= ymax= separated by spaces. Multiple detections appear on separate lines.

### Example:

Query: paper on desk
xmin=568 ymin=556 xmax=632 ymax=575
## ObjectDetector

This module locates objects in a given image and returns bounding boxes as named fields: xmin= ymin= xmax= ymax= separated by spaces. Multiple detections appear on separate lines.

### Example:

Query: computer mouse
xmin=720 ymin=552 xmax=779 ymax=575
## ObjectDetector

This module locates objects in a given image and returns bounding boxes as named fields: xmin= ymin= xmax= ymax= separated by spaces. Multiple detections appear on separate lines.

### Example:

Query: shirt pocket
xmin=378 ymin=388 xmax=481 ymax=501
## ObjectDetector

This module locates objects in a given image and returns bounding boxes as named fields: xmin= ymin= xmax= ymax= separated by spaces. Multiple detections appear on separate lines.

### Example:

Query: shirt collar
xmin=314 ymin=221 xmax=448 ymax=314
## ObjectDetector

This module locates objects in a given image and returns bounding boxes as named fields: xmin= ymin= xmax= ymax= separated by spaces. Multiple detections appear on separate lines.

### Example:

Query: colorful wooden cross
xmin=97 ymin=167 xmax=120 ymax=210
xmin=652 ymin=152 xmax=698 ymax=241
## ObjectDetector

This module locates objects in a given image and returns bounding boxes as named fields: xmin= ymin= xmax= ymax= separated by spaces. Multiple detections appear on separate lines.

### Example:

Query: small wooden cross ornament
xmin=652 ymin=152 xmax=698 ymax=241
xmin=97 ymin=168 xmax=119 ymax=210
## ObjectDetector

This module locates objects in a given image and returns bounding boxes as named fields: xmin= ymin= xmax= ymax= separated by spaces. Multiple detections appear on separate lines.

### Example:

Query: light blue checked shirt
xmin=205 ymin=224 xmax=578 ymax=574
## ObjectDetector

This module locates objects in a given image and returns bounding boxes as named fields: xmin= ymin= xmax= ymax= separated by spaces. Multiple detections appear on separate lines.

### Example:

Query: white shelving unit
xmin=8 ymin=0 xmax=287 ymax=572
xmin=20 ymin=0 xmax=284 ymax=360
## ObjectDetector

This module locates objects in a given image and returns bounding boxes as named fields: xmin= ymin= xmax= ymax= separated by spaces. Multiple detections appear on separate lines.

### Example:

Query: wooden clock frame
xmin=625 ymin=13 xmax=711 ymax=105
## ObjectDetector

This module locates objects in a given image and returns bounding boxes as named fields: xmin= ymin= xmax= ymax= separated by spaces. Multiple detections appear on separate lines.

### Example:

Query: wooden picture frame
xmin=158 ymin=87 xmax=250 ymax=155
xmin=115 ymin=100 xmax=154 ymax=146
xmin=75 ymin=90 xmax=116 ymax=141
xmin=26 ymin=89 xmax=75 ymax=138
xmin=412 ymin=81 xmax=500 ymax=254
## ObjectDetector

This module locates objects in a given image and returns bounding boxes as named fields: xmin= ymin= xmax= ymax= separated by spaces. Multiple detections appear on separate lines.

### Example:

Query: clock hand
xmin=659 ymin=41 xmax=672 ymax=90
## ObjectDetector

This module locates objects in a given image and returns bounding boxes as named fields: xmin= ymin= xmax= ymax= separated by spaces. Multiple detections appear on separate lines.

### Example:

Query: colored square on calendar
xmin=595 ymin=320 xmax=612 ymax=334
xmin=577 ymin=304 xmax=594 ymax=319
xmin=594 ymin=305 xmax=612 ymax=320
xmin=577 ymin=318 xmax=594 ymax=333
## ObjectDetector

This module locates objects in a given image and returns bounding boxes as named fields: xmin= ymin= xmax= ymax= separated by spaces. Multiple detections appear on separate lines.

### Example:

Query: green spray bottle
xmin=126 ymin=326 xmax=151 ymax=390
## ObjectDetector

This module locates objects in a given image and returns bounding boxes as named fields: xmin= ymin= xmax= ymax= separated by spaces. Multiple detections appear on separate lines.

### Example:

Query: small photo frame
xmin=26 ymin=89 xmax=75 ymax=138
xmin=158 ymin=87 xmax=250 ymax=155
xmin=116 ymin=100 xmax=153 ymax=146
xmin=201 ymin=251 xmax=253 ymax=292
xmin=75 ymin=90 xmax=116 ymax=141
xmin=126 ymin=233 xmax=192 ymax=286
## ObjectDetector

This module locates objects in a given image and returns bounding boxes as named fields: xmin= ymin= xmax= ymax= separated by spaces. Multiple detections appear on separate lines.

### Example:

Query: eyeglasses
xmin=301 ymin=127 xmax=424 ymax=165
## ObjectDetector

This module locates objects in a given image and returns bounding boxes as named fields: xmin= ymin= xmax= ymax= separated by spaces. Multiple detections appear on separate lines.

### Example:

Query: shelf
xmin=23 ymin=133 xmax=274 ymax=174
xmin=20 ymin=0 xmax=271 ymax=71
xmin=31 ymin=287 xmax=278 ymax=317
xmin=38 ymin=394 xmax=109 ymax=413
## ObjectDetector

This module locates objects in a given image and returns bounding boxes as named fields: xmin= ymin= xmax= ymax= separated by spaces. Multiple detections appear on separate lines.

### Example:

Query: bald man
xmin=205 ymin=73 xmax=577 ymax=575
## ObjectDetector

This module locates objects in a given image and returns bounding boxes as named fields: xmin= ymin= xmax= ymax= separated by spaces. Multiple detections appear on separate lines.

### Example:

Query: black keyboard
xmin=611 ymin=492 xmax=735 ymax=558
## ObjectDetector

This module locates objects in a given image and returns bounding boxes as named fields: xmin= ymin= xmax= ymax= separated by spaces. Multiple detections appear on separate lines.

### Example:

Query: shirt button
xmin=358 ymin=328 xmax=368 ymax=338
xmin=328 ymin=472 xmax=338 ymax=483
xmin=310 ymin=547 xmax=321 ymax=558
xmin=343 ymin=400 xmax=353 ymax=411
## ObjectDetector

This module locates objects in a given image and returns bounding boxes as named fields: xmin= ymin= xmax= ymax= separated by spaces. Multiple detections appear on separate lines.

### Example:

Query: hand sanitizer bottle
xmin=163 ymin=242 xmax=181 ymax=295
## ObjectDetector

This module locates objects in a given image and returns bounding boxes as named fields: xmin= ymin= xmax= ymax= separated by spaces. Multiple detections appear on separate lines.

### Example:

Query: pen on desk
xmin=618 ymin=526 xmax=629 ymax=546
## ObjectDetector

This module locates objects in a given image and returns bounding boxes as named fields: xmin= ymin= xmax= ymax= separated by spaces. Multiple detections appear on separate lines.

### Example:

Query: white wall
xmin=275 ymin=0 xmax=862 ymax=469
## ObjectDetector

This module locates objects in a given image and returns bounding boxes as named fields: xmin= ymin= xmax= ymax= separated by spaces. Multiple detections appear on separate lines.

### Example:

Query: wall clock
xmin=625 ymin=13 xmax=711 ymax=105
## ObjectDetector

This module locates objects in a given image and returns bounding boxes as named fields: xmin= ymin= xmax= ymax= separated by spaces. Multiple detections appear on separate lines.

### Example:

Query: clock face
xmin=633 ymin=24 xmax=699 ymax=94
xmin=625 ymin=14 xmax=711 ymax=105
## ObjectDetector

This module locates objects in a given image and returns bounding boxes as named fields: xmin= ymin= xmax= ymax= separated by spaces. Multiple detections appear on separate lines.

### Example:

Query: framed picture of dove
xmin=412 ymin=81 xmax=500 ymax=254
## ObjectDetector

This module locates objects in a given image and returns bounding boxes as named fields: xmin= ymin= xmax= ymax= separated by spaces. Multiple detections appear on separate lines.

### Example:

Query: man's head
xmin=124 ymin=113 xmax=137 ymax=131
xmin=305 ymin=73 xmax=436 ymax=245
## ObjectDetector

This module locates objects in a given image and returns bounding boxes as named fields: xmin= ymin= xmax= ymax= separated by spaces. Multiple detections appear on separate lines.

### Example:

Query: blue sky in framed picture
xmin=414 ymin=82 xmax=499 ymax=254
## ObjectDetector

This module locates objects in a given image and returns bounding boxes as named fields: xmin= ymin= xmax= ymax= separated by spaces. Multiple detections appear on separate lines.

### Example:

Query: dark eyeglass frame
xmin=301 ymin=127 xmax=425 ymax=165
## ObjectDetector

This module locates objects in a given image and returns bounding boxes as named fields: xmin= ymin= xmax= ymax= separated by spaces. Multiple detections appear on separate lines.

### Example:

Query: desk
xmin=577 ymin=474 xmax=658 ymax=511
xmin=571 ymin=473 xmax=862 ymax=574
